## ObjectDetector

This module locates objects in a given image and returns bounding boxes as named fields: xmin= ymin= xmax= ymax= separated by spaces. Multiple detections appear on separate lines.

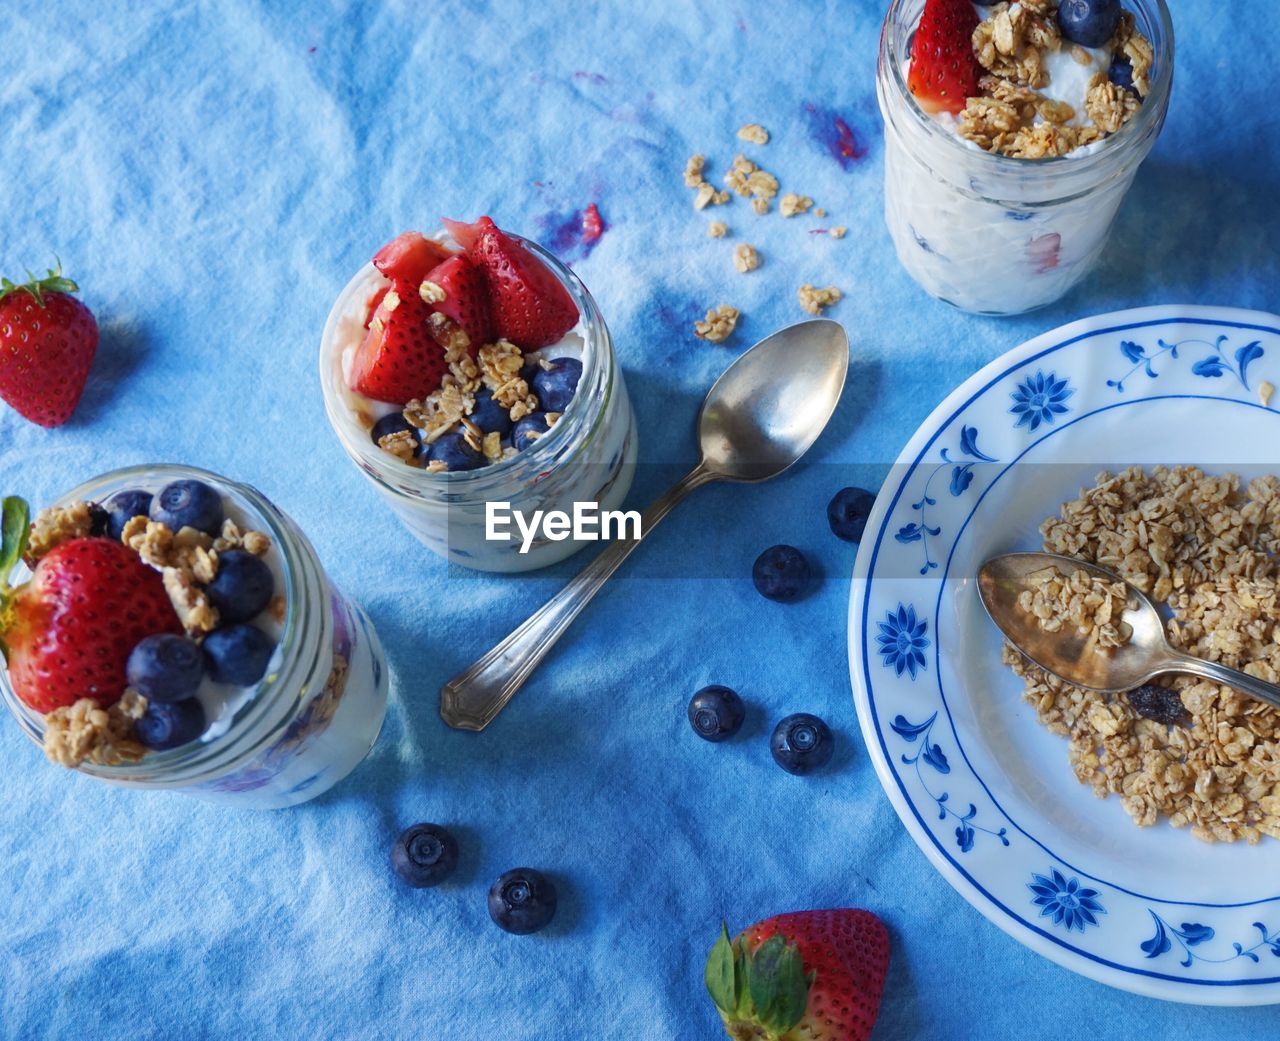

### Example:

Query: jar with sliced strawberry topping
xmin=877 ymin=0 xmax=1174 ymax=315
xmin=0 ymin=465 xmax=389 ymax=809
xmin=319 ymin=219 xmax=638 ymax=572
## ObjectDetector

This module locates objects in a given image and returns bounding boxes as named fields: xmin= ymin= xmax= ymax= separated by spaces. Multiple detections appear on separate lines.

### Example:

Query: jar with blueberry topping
xmin=319 ymin=233 xmax=638 ymax=573
xmin=0 ymin=464 xmax=389 ymax=810
xmin=876 ymin=0 xmax=1174 ymax=315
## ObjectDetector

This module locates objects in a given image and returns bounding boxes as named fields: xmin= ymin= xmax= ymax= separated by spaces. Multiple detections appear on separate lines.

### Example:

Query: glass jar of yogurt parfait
xmin=0 ymin=465 xmax=389 ymax=810
xmin=320 ymin=229 xmax=638 ymax=573
xmin=877 ymin=0 xmax=1174 ymax=315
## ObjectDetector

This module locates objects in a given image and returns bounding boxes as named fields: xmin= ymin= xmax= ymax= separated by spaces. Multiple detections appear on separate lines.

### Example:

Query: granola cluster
xmin=23 ymin=501 xmax=95 ymax=566
xmin=681 ymin=122 xmax=844 ymax=339
xmin=797 ymin=285 xmax=843 ymax=316
xmin=42 ymin=690 xmax=149 ymax=768
xmin=1017 ymin=564 xmax=1133 ymax=648
xmin=693 ymin=305 xmax=740 ymax=344
xmin=1009 ymin=466 xmax=1280 ymax=843
xmin=958 ymin=2 xmax=1154 ymax=158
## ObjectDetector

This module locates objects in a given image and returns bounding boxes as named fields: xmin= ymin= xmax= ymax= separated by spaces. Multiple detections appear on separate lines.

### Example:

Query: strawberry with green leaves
xmin=0 ymin=265 xmax=99 ymax=428
xmin=0 ymin=497 xmax=181 ymax=714
xmin=706 ymin=909 xmax=889 ymax=1041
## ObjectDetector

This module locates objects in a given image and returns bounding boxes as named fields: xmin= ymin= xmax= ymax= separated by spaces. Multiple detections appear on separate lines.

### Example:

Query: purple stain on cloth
xmin=803 ymin=102 xmax=868 ymax=170
xmin=536 ymin=203 xmax=607 ymax=262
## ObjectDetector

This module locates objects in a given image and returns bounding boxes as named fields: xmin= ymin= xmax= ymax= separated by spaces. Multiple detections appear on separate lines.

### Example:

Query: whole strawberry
xmin=0 ymin=497 xmax=181 ymax=713
xmin=0 ymin=265 xmax=99 ymax=427
xmin=706 ymin=909 xmax=889 ymax=1041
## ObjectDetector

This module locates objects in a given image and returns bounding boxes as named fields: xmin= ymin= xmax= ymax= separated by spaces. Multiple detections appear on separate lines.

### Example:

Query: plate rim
xmin=848 ymin=303 xmax=1280 ymax=1006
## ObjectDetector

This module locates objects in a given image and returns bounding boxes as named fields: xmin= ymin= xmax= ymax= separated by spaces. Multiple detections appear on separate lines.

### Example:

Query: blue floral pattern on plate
xmin=1030 ymin=869 xmax=1106 ymax=933
xmin=1107 ymin=335 xmax=1267 ymax=396
xmin=876 ymin=605 xmax=929 ymax=679
xmin=892 ymin=712 xmax=1009 ymax=853
xmin=1009 ymin=371 xmax=1074 ymax=431
xmin=895 ymin=425 xmax=998 ymax=575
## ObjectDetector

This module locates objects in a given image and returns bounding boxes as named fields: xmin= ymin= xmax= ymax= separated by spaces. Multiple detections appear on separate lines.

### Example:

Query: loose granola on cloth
xmin=1006 ymin=466 xmax=1280 ymax=843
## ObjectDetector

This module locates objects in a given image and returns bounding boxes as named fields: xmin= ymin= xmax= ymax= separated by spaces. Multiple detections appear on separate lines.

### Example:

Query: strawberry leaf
xmin=704 ymin=924 xmax=740 ymax=1015
xmin=0 ymin=496 xmax=30 ymax=588
xmin=746 ymin=935 xmax=809 ymax=1037
xmin=0 ymin=261 xmax=80 ymax=307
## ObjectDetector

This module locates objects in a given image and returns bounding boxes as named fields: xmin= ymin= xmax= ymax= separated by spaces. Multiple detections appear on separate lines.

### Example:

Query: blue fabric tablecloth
xmin=2 ymin=2 xmax=1277 ymax=1038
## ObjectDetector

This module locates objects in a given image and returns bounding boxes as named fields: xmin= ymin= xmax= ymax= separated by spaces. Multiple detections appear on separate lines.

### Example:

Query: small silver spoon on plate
xmin=440 ymin=319 xmax=850 ymax=731
xmin=978 ymin=551 xmax=1280 ymax=710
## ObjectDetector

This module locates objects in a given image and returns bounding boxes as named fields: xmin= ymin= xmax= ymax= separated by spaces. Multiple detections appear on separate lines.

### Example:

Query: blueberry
xmin=469 ymin=387 xmax=512 ymax=437
xmin=427 ymin=432 xmax=485 ymax=472
xmin=827 ymin=487 xmax=876 ymax=543
xmin=391 ymin=823 xmax=459 ymax=888
xmin=770 ymin=713 xmax=834 ymax=775
xmin=1057 ymin=0 xmax=1120 ymax=48
xmin=1109 ymin=55 xmax=1138 ymax=95
xmin=103 ymin=489 xmax=152 ymax=540
xmin=511 ymin=413 xmax=552 ymax=452
xmin=135 ymin=699 xmax=206 ymax=750
xmin=202 ymin=624 xmax=276 ymax=686
xmin=126 ymin=634 xmax=204 ymax=703
xmin=370 ymin=412 xmax=417 ymax=447
xmin=151 ymin=479 xmax=224 ymax=535
xmin=752 ymin=545 xmax=811 ymax=603
xmin=530 ymin=357 xmax=583 ymax=412
xmin=206 ymin=550 xmax=274 ymax=624
xmin=488 ymin=868 xmax=557 ymax=935
xmin=687 ymin=685 xmax=745 ymax=743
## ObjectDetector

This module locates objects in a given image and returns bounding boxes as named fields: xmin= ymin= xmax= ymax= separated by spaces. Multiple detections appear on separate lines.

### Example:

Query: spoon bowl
xmin=979 ymin=551 xmax=1280 ymax=711
xmin=697 ymin=319 xmax=849 ymax=482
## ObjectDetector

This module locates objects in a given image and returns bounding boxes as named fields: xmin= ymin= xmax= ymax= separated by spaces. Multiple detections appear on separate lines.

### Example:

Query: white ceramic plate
xmin=850 ymin=306 xmax=1280 ymax=1004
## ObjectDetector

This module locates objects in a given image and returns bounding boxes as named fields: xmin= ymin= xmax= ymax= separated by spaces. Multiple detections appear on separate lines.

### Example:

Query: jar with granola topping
xmin=0 ymin=465 xmax=389 ymax=810
xmin=877 ymin=0 xmax=1174 ymax=315
xmin=319 ymin=234 xmax=638 ymax=573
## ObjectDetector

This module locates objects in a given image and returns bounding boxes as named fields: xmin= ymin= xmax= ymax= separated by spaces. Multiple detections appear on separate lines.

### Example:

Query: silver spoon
xmin=978 ymin=551 xmax=1280 ymax=710
xmin=440 ymin=319 xmax=850 ymax=731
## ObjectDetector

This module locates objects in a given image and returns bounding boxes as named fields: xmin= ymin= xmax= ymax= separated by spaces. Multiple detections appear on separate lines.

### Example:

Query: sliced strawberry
xmin=372 ymin=232 xmax=454 ymax=286
xmin=421 ymin=255 xmax=493 ymax=348
xmin=347 ymin=282 xmax=447 ymax=404
xmin=363 ymin=284 xmax=390 ymax=329
xmin=467 ymin=222 xmax=579 ymax=350
xmin=441 ymin=216 xmax=497 ymax=252
xmin=908 ymin=0 xmax=983 ymax=115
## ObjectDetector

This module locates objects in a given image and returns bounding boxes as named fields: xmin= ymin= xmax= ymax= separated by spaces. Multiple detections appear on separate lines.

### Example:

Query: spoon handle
xmin=439 ymin=464 xmax=718 ymax=731
xmin=1168 ymin=653 xmax=1280 ymax=712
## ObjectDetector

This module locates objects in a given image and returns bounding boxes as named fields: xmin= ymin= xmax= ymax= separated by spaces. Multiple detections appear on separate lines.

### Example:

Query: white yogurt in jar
xmin=878 ymin=0 xmax=1166 ymax=314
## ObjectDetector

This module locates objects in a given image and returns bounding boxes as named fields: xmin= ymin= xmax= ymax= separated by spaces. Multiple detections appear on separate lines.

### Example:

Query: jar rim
xmin=318 ymin=232 xmax=614 ymax=496
xmin=880 ymin=0 xmax=1175 ymax=172
xmin=0 ymin=463 xmax=322 ymax=781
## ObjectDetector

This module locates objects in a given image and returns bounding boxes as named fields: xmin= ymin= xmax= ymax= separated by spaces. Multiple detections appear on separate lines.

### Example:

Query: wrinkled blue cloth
xmin=1 ymin=2 xmax=1276 ymax=1038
